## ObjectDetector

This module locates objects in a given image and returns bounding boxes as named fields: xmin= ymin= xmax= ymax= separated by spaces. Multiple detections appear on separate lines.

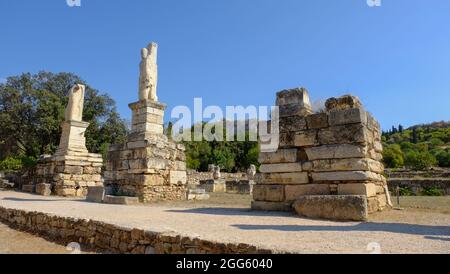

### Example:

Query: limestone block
xmin=377 ymin=194 xmax=387 ymax=210
xmin=56 ymin=188 xmax=76 ymax=197
xmin=279 ymin=132 xmax=295 ymax=148
xmin=279 ymin=116 xmax=307 ymax=133
xmin=374 ymin=141 xmax=383 ymax=153
xmin=318 ymin=124 xmax=368 ymax=145
xmin=294 ymin=130 xmax=317 ymax=147
xmin=169 ymin=170 xmax=187 ymax=185
xmin=305 ymin=113 xmax=329 ymax=129
xmin=312 ymin=158 xmax=384 ymax=173
xmin=328 ymin=108 xmax=367 ymax=126
xmin=258 ymin=149 xmax=298 ymax=164
xmin=285 ymin=184 xmax=331 ymax=201
xmin=338 ymin=183 xmax=377 ymax=197
xmin=276 ymin=88 xmax=312 ymax=107
xmin=200 ymin=180 xmax=226 ymax=193
xmin=261 ymin=172 xmax=309 ymax=184
xmin=86 ymin=186 xmax=105 ymax=203
xmin=83 ymin=166 xmax=102 ymax=175
xmin=186 ymin=188 xmax=209 ymax=200
xmin=302 ymin=161 xmax=313 ymax=171
xmin=260 ymin=163 xmax=303 ymax=173
xmin=103 ymin=195 xmax=140 ymax=205
xmin=367 ymin=197 xmax=380 ymax=213
xmin=293 ymin=195 xmax=368 ymax=221
xmin=35 ymin=183 xmax=52 ymax=196
xmin=253 ymin=185 xmax=285 ymax=202
xmin=146 ymin=158 xmax=167 ymax=170
xmin=251 ymin=201 xmax=292 ymax=211
xmin=312 ymin=171 xmax=383 ymax=182
xmin=127 ymin=141 xmax=147 ymax=150
xmin=22 ymin=185 xmax=36 ymax=193
xmin=174 ymin=161 xmax=187 ymax=171
xmin=305 ymin=144 xmax=368 ymax=160
xmin=63 ymin=166 xmax=83 ymax=175
xmin=325 ymin=95 xmax=362 ymax=112
xmin=276 ymin=88 xmax=312 ymax=117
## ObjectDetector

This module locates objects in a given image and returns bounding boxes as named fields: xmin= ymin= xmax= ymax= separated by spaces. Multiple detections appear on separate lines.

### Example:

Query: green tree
xmin=0 ymin=72 xmax=128 ymax=166
xmin=383 ymin=144 xmax=404 ymax=168
xmin=404 ymin=150 xmax=437 ymax=171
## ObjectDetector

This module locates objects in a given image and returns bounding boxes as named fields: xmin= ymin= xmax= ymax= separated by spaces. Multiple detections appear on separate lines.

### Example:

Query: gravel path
xmin=0 ymin=191 xmax=449 ymax=254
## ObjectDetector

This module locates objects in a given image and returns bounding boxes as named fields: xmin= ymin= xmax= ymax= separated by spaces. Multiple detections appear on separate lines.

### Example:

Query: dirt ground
xmin=0 ymin=223 xmax=94 ymax=254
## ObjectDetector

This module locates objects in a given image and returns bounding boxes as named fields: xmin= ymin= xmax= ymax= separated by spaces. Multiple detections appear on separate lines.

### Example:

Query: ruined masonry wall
xmin=21 ymin=153 xmax=103 ymax=197
xmin=253 ymin=93 xmax=390 ymax=214
xmin=104 ymin=135 xmax=187 ymax=203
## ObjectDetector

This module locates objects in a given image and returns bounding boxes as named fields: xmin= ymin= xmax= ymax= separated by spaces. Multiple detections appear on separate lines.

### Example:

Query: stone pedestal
xmin=29 ymin=152 xmax=103 ymax=197
xmin=200 ymin=179 xmax=226 ymax=193
xmin=56 ymin=120 xmax=90 ymax=155
xmin=104 ymin=99 xmax=187 ymax=203
xmin=253 ymin=88 xmax=392 ymax=220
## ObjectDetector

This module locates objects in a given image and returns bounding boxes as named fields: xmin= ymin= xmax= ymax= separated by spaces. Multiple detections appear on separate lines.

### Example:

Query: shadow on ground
xmin=231 ymin=223 xmax=450 ymax=238
xmin=2 ymin=197 xmax=82 ymax=203
xmin=166 ymin=207 xmax=295 ymax=217
xmin=167 ymin=207 xmax=450 ymax=240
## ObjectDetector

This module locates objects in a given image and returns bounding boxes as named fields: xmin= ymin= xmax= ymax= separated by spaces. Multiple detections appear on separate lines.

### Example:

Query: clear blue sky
xmin=1 ymin=0 xmax=449 ymax=130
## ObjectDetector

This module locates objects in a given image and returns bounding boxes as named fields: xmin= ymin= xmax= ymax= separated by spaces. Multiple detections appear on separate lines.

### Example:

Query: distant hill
xmin=408 ymin=121 xmax=450 ymax=130
xmin=382 ymin=121 xmax=450 ymax=169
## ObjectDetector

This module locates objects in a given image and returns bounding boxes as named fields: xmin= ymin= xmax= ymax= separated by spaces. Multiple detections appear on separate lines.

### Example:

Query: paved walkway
xmin=0 ymin=191 xmax=449 ymax=254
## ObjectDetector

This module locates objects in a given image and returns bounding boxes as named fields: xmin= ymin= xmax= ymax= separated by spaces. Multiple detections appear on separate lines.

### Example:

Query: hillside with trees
xmin=382 ymin=122 xmax=450 ymax=170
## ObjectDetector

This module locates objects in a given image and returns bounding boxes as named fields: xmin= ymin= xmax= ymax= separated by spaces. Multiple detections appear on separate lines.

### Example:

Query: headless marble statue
xmin=139 ymin=42 xmax=158 ymax=102
xmin=65 ymin=84 xmax=85 ymax=121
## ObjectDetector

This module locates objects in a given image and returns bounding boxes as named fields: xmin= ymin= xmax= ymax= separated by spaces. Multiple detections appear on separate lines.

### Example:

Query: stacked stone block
xmin=253 ymin=88 xmax=391 ymax=216
xmin=104 ymin=100 xmax=187 ymax=203
xmin=23 ymin=153 xmax=103 ymax=197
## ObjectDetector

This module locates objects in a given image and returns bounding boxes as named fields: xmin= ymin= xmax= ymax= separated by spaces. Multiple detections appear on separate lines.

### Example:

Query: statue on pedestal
xmin=139 ymin=42 xmax=158 ymax=102
xmin=65 ymin=84 xmax=85 ymax=122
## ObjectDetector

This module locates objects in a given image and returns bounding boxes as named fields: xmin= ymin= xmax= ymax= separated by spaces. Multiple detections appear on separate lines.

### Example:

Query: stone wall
xmin=186 ymin=170 xmax=248 ymax=185
xmin=20 ymin=153 xmax=103 ymax=197
xmin=253 ymin=88 xmax=391 ymax=215
xmin=388 ymin=178 xmax=450 ymax=196
xmin=105 ymin=135 xmax=187 ymax=203
xmin=0 ymin=206 xmax=273 ymax=254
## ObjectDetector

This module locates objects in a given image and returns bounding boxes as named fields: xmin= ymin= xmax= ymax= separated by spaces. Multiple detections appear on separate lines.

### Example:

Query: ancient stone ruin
xmin=253 ymin=88 xmax=392 ymax=221
xmin=22 ymin=84 xmax=103 ymax=197
xmin=104 ymin=42 xmax=187 ymax=203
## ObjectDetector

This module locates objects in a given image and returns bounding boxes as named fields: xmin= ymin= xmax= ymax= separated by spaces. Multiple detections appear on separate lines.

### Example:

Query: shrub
xmin=0 ymin=156 xmax=37 ymax=172
xmin=383 ymin=144 xmax=404 ymax=168
xmin=404 ymin=151 xmax=437 ymax=171
xmin=421 ymin=187 xmax=444 ymax=196
xmin=398 ymin=187 xmax=415 ymax=196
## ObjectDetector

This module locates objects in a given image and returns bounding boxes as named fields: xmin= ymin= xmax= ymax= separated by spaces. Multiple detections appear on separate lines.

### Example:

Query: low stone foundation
xmin=0 ymin=206 xmax=273 ymax=254
xmin=20 ymin=152 xmax=103 ymax=197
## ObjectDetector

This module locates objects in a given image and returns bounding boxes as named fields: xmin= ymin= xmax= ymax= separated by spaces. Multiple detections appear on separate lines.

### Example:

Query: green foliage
xmin=0 ymin=72 xmax=128 ymax=163
xmin=383 ymin=144 xmax=404 ymax=168
xmin=382 ymin=123 xmax=450 ymax=169
xmin=404 ymin=150 xmax=437 ymax=171
xmin=421 ymin=187 xmax=444 ymax=197
xmin=0 ymin=156 xmax=37 ymax=172
xmin=183 ymin=123 xmax=259 ymax=172
xmin=398 ymin=187 xmax=414 ymax=197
